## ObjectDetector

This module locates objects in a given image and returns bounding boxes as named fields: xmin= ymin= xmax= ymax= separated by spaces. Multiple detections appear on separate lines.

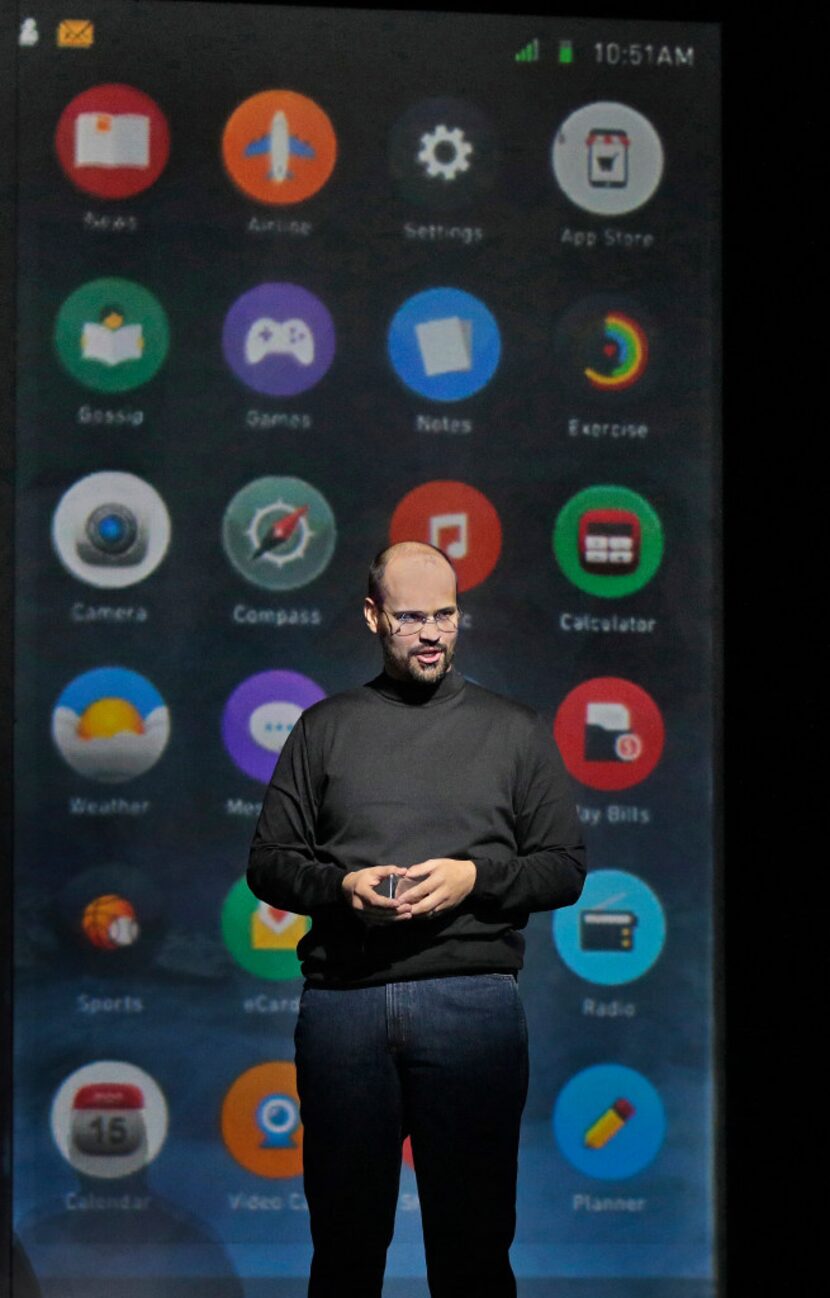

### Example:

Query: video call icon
xmin=55 ymin=84 xmax=170 ymax=198
xmin=52 ymin=471 xmax=171 ymax=589
xmin=221 ymin=1062 xmax=304 ymax=1178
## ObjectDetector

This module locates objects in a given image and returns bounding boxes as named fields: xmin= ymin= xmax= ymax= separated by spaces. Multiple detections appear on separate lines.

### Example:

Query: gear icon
xmin=417 ymin=124 xmax=473 ymax=182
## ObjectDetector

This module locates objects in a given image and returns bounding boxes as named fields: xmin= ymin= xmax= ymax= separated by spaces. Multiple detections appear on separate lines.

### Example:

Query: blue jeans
xmin=294 ymin=973 xmax=529 ymax=1298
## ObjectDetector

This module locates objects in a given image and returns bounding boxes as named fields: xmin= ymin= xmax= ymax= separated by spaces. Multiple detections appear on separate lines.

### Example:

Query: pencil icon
xmin=584 ymin=1097 xmax=635 ymax=1149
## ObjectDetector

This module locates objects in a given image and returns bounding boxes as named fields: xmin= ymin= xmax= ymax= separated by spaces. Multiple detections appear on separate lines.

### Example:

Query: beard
xmin=380 ymin=634 xmax=455 ymax=684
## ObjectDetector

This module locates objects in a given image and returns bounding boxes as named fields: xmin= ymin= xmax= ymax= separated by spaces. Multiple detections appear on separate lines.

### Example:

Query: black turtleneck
xmin=248 ymin=669 xmax=585 ymax=986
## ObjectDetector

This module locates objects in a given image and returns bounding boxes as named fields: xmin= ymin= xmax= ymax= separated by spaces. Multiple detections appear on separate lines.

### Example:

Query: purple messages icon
xmin=222 ymin=283 xmax=336 ymax=397
xmin=222 ymin=670 xmax=327 ymax=783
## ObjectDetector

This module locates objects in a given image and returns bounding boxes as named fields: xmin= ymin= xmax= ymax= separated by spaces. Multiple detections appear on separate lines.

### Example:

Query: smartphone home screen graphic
xmin=10 ymin=6 xmax=720 ymax=1295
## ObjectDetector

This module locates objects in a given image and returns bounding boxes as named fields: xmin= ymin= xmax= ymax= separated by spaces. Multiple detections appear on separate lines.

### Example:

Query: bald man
xmin=248 ymin=542 xmax=585 ymax=1298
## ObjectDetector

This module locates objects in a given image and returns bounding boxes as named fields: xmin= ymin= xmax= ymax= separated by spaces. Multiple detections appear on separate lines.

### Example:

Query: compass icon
xmin=222 ymin=477 xmax=336 ymax=591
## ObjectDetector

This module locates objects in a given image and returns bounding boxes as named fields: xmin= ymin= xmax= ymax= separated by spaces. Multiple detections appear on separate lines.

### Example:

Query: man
xmin=248 ymin=541 xmax=585 ymax=1298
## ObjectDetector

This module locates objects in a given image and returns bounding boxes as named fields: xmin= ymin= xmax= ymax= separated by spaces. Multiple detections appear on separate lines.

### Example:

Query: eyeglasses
xmin=382 ymin=609 xmax=459 ymax=636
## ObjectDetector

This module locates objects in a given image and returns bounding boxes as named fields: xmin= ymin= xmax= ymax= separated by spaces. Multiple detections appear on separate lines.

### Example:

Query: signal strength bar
xmin=515 ymin=38 xmax=540 ymax=63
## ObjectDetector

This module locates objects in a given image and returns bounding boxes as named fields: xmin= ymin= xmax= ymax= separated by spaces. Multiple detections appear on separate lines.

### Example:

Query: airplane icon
xmin=244 ymin=111 xmax=316 ymax=182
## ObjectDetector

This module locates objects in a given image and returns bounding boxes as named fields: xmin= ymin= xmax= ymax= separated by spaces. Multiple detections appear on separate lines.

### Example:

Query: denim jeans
xmin=294 ymin=973 xmax=529 ymax=1298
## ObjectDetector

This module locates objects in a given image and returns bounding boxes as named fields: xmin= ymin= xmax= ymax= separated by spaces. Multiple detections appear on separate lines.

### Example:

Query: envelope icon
xmin=57 ymin=20 xmax=94 ymax=47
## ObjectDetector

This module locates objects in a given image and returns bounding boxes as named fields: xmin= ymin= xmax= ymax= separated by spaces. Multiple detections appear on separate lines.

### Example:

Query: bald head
xmin=367 ymin=541 xmax=457 ymax=606
xmin=364 ymin=541 xmax=460 ymax=684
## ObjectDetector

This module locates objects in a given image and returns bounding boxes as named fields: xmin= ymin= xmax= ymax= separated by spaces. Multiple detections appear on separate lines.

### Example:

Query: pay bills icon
xmin=415 ymin=316 xmax=473 ymax=377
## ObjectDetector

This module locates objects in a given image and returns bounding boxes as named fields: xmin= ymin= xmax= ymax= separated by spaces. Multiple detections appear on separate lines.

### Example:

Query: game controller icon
xmin=244 ymin=317 xmax=315 ymax=366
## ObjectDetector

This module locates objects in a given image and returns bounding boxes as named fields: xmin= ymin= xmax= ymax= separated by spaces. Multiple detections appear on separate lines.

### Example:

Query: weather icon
xmin=52 ymin=667 xmax=170 ymax=782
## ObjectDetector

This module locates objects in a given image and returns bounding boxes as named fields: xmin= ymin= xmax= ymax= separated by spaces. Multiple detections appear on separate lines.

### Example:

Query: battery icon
xmin=558 ymin=39 xmax=574 ymax=65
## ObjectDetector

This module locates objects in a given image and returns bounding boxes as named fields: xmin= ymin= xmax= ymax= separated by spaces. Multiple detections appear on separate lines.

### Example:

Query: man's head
xmin=364 ymin=541 xmax=459 ymax=684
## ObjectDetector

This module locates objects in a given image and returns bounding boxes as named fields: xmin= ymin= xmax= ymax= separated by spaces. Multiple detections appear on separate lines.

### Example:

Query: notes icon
xmin=415 ymin=316 xmax=473 ymax=377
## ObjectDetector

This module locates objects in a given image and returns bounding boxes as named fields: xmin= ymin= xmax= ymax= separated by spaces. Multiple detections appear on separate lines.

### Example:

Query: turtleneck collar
xmin=367 ymin=667 xmax=466 ymax=707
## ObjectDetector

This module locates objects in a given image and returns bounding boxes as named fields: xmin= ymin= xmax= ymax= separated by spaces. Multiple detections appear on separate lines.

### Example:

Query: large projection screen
xmin=8 ymin=4 xmax=720 ymax=1295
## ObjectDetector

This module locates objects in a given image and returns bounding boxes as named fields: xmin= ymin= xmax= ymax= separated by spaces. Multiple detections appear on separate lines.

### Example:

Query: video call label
xmin=54 ymin=278 xmax=170 ymax=393
xmin=55 ymin=84 xmax=170 ymax=199
xmin=52 ymin=471 xmax=171 ymax=589
xmin=554 ymin=677 xmax=664 ymax=791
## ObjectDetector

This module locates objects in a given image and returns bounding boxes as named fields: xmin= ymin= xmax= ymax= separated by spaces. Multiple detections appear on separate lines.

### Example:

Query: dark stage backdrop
xmin=9 ymin=4 xmax=720 ymax=1295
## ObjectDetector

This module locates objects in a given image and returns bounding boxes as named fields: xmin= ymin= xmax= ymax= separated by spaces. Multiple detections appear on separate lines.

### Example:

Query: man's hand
xmin=341 ymin=864 xmax=410 ymax=919
xmin=397 ymin=858 xmax=477 ymax=919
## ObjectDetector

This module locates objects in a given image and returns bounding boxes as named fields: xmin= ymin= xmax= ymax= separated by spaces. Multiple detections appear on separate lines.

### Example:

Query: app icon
xmin=222 ymin=283 xmax=335 ymax=397
xmin=19 ymin=17 xmax=39 ymax=46
xmin=553 ymin=1064 xmax=666 ymax=1179
xmin=388 ymin=288 xmax=500 ymax=402
xmin=54 ymin=278 xmax=170 ymax=393
xmin=221 ymin=877 xmax=310 ymax=979
xmin=51 ymin=1061 xmax=168 ymax=1178
xmin=222 ymin=91 xmax=337 ymax=205
xmin=52 ymin=667 xmax=170 ymax=783
xmin=58 ymin=864 xmax=165 ymax=965
xmin=555 ymin=297 xmax=655 ymax=397
xmin=57 ymin=19 xmax=94 ymax=47
xmin=389 ymin=481 xmax=502 ymax=593
xmin=552 ymin=102 xmax=663 ymax=215
xmin=222 ymin=476 xmax=336 ymax=591
xmin=389 ymin=98 xmax=497 ymax=209
xmin=553 ymin=486 xmax=663 ymax=597
xmin=55 ymin=84 xmax=170 ymax=198
xmin=221 ymin=1062 xmax=303 ymax=1177
xmin=222 ymin=670 xmax=326 ymax=783
xmin=554 ymin=677 xmax=664 ymax=791
xmin=52 ymin=471 xmax=171 ymax=589
xmin=553 ymin=869 xmax=666 ymax=985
